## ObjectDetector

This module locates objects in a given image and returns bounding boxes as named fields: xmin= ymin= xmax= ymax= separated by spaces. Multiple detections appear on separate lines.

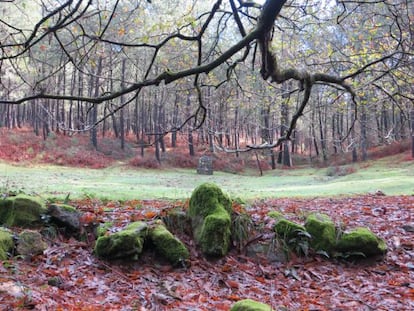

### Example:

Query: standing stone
xmin=197 ymin=156 xmax=213 ymax=175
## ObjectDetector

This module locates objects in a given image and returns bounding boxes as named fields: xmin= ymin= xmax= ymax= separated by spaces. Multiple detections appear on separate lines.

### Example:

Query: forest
xmin=0 ymin=1 xmax=413 ymax=310
xmin=0 ymin=0 xmax=412 ymax=167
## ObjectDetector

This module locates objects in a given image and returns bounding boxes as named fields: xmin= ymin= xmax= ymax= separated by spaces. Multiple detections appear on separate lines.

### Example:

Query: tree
xmin=0 ymin=0 xmax=412 ymax=158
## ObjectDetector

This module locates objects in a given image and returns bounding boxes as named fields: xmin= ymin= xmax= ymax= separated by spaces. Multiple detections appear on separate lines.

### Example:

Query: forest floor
xmin=0 ymin=128 xmax=413 ymax=310
xmin=0 ymin=195 xmax=413 ymax=310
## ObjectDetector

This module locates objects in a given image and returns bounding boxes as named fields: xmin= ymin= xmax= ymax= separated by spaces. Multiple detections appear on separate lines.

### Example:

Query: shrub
xmin=129 ymin=156 xmax=160 ymax=169
xmin=326 ymin=165 xmax=357 ymax=177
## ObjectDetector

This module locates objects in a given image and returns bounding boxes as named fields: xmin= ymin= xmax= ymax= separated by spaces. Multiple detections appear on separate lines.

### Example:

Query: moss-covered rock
xmin=0 ymin=194 xmax=47 ymax=228
xmin=94 ymin=221 xmax=148 ymax=260
xmin=188 ymin=183 xmax=232 ymax=257
xmin=16 ymin=230 xmax=47 ymax=257
xmin=274 ymin=218 xmax=306 ymax=241
xmin=305 ymin=213 xmax=336 ymax=253
xmin=96 ymin=222 xmax=114 ymax=237
xmin=230 ymin=299 xmax=274 ymax=311
xmin=0 ymin=227 xmax=14 ymax=260
xmin=336 ymin=227 xmax=387 ymax=257
xmin=149 ymin=221 xmax=189 ymax=266
xmin=47 ymin=203 xmax=81 ymax=235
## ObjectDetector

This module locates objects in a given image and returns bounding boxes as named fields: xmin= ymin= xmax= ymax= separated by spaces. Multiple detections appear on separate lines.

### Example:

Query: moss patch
xmin=0 ymin=227 xmax=14 ymax=260
xmin=16 ymin=230 xmax=47 ymax=257
xmin=230 ymin=298 xmax=274 ymax=311
xmin=274 ymin=218 xmax=306 ymax=241
xmin=0 ymin=194 xmax=47 ymax=228
xmin=336 ymin=227 xmax=387 ymax=257
xmin=305 ymin=213 xmax=336 ymax=253
xmin=199 ymin=209 xmax=231 ymax=257
xmin=188 ymin=183 xmax=232 ymax=257
xmin=96 ymin=222 xmax=114 ymax=237
xmin=267 ymin=211 xmax=284 ymax=220
xmin=149 ymin=221 xmax=189 ymax=266
xmin=94 ymin=221 xmax=148 ymax=260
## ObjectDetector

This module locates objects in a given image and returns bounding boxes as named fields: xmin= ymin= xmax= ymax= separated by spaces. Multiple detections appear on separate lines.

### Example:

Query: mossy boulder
xmin=94 ymin=221 xmax=148 ymax=260
xmin=149 ymin=221 xmax=189 ymax=266
xmin=0 ymin=194 xmax=47 ymax=228
xmin=274 ymin=218 xmax=306 ymax=241
xmin=230 ymin=299 xmax=274 ymax=311
xmin=188 ymin=183 xmax=232 ymax=257
xmin=47 ymin=204 xmax=81 ymax=235
xmin=305 ymin=213 xmax=336 ymax=253
xmin=16 ymin=230 xmax=47 ymax=257
xmin=336 ymin=227 xmax=387 ymax=257
xmin=0 ymin=227 xmax=14 ymax=260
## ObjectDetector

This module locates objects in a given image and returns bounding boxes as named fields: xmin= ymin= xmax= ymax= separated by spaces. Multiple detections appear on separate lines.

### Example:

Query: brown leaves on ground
xmin=0 ymin=195 xmax=413 ymax=310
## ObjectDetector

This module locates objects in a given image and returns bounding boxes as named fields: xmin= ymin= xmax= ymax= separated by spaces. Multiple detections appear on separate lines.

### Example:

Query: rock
xmin=188 ymin=183 xmax=232 ymax=257
xmin=197 ymin=155 xmax=213 ymax=175
xmin=305 ymin=213 xmax=336 ymax=254
xmin=274 ymin=218 xmax=306 ymax=241
xmin=336 ymin=227 xmax=387 ymax=257
xmin=16 ymin=230 xmax=47 ymax=257
xmin=0 ymin=194 xmax=47 ymax=228
xmin=47 ymin=204 xmax=81 ymax=236
xmin=149 ymin=220 xmax=189 ymax=266
xmin=401 ymin=224 xmax=414 ymax=233
xmin=230 ymin=298 xmax=274 ymax=311
xmin=162 ymin=209 xmax=191 ymax=234
xmin=94 ymin=221 xmax=148 ymax=260
xmin=0 ymin=227 xmax=14 ymax=260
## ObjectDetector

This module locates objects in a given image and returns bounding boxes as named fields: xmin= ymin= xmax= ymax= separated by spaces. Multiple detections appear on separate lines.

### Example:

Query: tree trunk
xmin=361 ymin=106 xmax=368 ymax=161
xmin=90 ymin=56 xmax=103 ymax=150
xmin=411 ymin=109 xmax=414 ymax=158
xmin=120 ymin=59 xmax=127 ymax=150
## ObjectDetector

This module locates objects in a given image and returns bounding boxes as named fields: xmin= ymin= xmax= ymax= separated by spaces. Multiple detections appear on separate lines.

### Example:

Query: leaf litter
xmin=0 ymin=195 xmax=413 ymax=310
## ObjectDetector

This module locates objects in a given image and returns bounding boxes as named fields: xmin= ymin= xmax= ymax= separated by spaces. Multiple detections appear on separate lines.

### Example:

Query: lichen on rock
xmin=149 ymin=220 xmax=189 ymax=266
xmin=188 ymin=183 xmax=232 ymax=257
xmin=16 ymin=230 xmax=47 ymax=257
xmin=94 ymin=221 xmax=148 ymax=260
xmin=230 ymin=298 xmax=274 ymax=311
xmin=0 ymin=194 xmax=47 ymax=228
xmin=336 ymin=227 xmax=387 ymax=257
xmin=0 ymin=227 xmax=14 ymax=260
xmin=305 ymin=213 xmax=336 ymax=253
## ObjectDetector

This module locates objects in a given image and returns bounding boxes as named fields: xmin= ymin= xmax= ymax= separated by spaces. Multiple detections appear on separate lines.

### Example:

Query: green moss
xmin=336 ymin=227 xmax=387 ymax=257
xmin=198 ymin=209 xmax=231 ymax=256
xmin=305 ymin=213 xmax=336 ymax=253
xmin=274 ymin=218 xmax=306 ymax=241
xmin=52 ymin=204 xmax=77 ymax=212
xmin=188 ymin=183 xmax=232 ymax=219
xmin=188 ymin=183 xmax=233 ymax=257
xmin=94 ymin=221 xmax=148 ymax=260
xmin=17 ymin=230 xmax=47 ymax=256
xmin=0 ymin=194 xmax=47 ymax=228
xmin=96 ymin=222 xmax=114 ymax=237
xmin=230 ymin=299 xmax=274 ymax=311
xmin=267 ymin=211 xmax=284 ymax=220
xmin=0 ymin=227 xmax=14 ymax=260
xmin=149 ymin=221 xmax=189 ymax=266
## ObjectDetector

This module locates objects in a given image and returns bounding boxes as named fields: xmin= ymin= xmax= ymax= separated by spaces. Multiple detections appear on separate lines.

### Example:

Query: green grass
xmin=0 ymin=154 xmax=413 ymax=201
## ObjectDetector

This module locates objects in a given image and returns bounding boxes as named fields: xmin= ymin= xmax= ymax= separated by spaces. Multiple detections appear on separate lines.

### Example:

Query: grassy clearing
xmin=0 ymin=154 xmax=413 ymax=201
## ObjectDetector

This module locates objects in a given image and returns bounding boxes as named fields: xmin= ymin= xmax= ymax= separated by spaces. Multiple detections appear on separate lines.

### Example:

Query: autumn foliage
xmin=0 ymin=195 xmax=413 ymax=310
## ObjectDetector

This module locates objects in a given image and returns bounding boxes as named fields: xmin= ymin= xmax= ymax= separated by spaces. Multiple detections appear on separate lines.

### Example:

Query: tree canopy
xmin=0 ymin=0 xmax=412 ymax=156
